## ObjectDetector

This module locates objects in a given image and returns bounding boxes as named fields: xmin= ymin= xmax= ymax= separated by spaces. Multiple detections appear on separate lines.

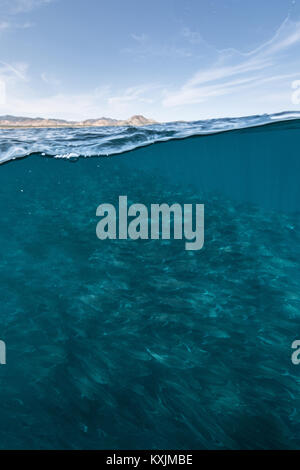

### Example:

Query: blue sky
xmin=0 ymin=0 xmax=300 ymax=121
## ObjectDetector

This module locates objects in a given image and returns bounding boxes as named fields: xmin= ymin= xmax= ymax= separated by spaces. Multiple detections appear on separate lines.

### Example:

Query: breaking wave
xmin=0 ymin=111 xmax=300 ymax=164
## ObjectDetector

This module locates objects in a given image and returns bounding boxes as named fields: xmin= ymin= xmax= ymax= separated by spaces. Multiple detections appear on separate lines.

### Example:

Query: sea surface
xmin=0 ymin=112 xmax=300 ymax=449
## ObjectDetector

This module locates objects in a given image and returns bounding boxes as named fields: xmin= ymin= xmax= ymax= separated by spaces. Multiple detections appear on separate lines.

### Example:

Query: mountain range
xmin=0 ymin=114 xmax=156 ymax=128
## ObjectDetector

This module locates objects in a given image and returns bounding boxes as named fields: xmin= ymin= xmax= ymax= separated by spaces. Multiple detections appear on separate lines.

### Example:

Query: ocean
xmin=0 ymin=112 xmax=299 ymax=449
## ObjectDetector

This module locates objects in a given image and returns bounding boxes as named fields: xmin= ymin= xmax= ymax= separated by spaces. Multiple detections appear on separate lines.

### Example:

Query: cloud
xmin=181 ymin=27 xmax=202 ymax=44
xmin=0 ymin=60 xmax=29 ymax=108
xmin=0 ymin=82 xmax=159 ymax=120
xmin=124 ymin=32 xmax=194 ymax=59
xmin=0 ymin=21 xmax=11 ymax=31
xmin=243 ymin=16 xmax=300 ymax=56
xmin=185 ymin=58 xmax=271 ymax=88
xmin=131 ymin=33 xmax=148 ymax=44
xmin=163 ymin=75 xmax=260 ymax=107
xmin=162 ymin=18 xmax=300 ymax=108
xmin=41 ymin=72 xmax=61 ymax=87
xmin=0 ymin=20 xmax=33 ymax=32
xmin=0 ymin=0 xmax=50 ymax=32
xmin=107 ymin=85 xmax=156 ymax=115
xmin=108 ymin=85 xmax=154 ymax=105
xmin=0 ymin=60 xmax=28 ymax=81
xmin=0 ymin=0 xmax=54 ymax=14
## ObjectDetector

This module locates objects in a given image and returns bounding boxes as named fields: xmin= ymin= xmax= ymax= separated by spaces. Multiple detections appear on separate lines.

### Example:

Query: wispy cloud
xmin=124 ymin=33 xmax=193 ymax=59
xmin=0 ymin=81 xmax=159 ymax=120
xmin=162 ymin=18 xmax=300 ymax=109
xmin=163 ymin=75 xmax=261 ymax=107
xmin=0 ymin=21 xmax=11 ymax=31
xmin=181 ymin=27 xmax=202 ymax=44
xmin=0 ymin=60 xmax=28 ymax=107
xmin=41 ymin=72 xmax=61 ymax=87
xmin=0 ymin=0 xmax=54 ymax=14
xmin=131 ymin=33 xmax=148 ymax=44
xmin=240 ymin=16 xmax=300 ymax=56
xmin=185 ymin=58 xmax=272 ymax=88
xmin=0 ymin=60 xmax=28 ymax=81
xmin=0 ymin=0 xmax=51 ymax=32
xmin=108 ymin=85 xmax=154 ymax=105
xmin=0 ymin=20 xmax=33 ymax=32
xmin=107 ymin=84 xmax=157 ymax=115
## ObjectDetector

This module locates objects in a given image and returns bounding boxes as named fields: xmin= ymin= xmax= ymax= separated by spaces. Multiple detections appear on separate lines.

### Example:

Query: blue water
xmin=0 ymin=113 xmax=300 ymax=449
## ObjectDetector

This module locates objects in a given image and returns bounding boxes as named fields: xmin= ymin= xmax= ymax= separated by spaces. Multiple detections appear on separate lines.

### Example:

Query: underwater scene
xmin=0 ymin=114 xmax=300 ymax=449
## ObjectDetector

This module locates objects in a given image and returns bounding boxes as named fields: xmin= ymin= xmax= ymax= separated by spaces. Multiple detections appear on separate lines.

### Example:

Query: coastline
xmin=0 ymin=114 xmax=157 ymax=129
xmin=0 ymin=124 xmax=153 ymax=129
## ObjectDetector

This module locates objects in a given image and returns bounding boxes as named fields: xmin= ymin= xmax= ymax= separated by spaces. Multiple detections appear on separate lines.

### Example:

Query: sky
xmin=0 ymin=0 xmax=300 ymax=121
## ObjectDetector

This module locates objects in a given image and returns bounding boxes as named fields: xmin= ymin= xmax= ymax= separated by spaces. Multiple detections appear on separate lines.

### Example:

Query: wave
xmin=0 ymin=110 xmax=300 ymax=164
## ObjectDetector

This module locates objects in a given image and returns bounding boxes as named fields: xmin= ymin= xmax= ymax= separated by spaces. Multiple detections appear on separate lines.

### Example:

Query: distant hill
xmin=0 ymin=114 xmax=157 ymax=128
